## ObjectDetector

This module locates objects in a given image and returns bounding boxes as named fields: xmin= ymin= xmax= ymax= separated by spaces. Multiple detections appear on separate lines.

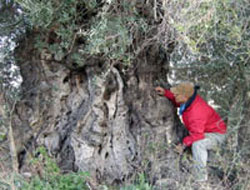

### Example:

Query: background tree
xmin=167 ymin=1 xmax=250 ymax=188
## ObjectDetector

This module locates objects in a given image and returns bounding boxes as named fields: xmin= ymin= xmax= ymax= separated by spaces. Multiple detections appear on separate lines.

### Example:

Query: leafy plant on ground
xmin=121 ymin=173 xmax=152 ymax=190
xmin=14 ymin=146 xmax=90 ymax=190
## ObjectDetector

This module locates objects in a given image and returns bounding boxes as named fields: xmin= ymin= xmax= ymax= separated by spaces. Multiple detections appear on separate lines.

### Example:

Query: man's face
xmin=175 ymin=94 xmax=188 ymax=104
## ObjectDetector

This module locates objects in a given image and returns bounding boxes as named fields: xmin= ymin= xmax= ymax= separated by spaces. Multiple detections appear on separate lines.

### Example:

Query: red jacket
xmin=164 ymin=90 xmax=227 ymax=147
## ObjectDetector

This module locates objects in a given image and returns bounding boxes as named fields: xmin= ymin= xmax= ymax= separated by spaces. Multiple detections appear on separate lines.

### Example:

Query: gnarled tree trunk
xmin=12 ymin=32 xmax=186 ymax=186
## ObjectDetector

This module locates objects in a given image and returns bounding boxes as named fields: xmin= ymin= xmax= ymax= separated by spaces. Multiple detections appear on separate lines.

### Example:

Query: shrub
xmin=14 ymin=147 xmax=90 ymax=190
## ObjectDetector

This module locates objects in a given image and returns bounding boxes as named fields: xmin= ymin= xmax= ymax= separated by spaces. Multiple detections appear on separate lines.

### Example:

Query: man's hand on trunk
xmin=155 ymin=86 xmax=165 ymax=96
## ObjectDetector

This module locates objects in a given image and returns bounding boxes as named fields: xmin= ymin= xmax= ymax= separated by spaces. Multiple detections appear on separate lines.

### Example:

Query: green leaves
xmin=85 ymin=0 xmax=98 ymax=10
xmin=15 ymin=0 xmax=54 ymax=28
xmin=85 ymin=16 xmax=132 ymax=61
xmin=121 ymin=173 xmax=152 ymax=190
xmin=14 ymin=0 xmax=150 ymax=66
xmin=17 ymin=146 xmax=90 ymax=190
xmin=21 ymin=171 xmax=90 ymax=190
xmin=169 ymin=0 xmax=250 ymax=112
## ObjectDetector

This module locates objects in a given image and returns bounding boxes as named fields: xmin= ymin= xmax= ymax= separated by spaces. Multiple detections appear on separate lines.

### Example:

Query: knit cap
xmin=170 ymin=82 xmax=194 ymax=98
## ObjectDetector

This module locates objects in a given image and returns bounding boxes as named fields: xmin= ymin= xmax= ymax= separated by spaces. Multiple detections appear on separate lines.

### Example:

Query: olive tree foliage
xmin=164 ymin=0 xmax=250 ymax=121
xmin=166 ymin=0 xmax=250 ymax=111
xmin=12 ymin=0 xmax=153 ymax=65
xmin=0 ymin=0 xmax=23 ymax=36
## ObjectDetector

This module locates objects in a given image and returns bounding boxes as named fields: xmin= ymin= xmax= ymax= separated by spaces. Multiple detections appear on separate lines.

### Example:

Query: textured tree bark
xmin=10 ymin=32 xmax=188 ymax=186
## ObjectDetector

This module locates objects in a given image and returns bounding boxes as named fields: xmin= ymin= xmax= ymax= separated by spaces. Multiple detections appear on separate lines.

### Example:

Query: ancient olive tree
xmin=1 ymin=0 xmax=185 ymax=187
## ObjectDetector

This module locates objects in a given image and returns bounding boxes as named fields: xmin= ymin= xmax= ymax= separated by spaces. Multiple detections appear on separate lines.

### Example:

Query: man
xmin=155 ymin=82 xmax=227 ymax=182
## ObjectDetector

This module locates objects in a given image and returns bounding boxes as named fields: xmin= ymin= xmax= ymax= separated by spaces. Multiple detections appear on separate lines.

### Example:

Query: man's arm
xmin=155 ymin=86 xmax=180 ymax=107
xmin=164 ymin=89 xmax=180 ymax=107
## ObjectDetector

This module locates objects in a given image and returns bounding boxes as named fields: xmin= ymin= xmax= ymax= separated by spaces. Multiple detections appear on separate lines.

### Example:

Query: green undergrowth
xmin=15 ymin=172 xmax=89 ymax=190
xmin=1 ymin=142 xmax=250 ymax=190
xmin=0 ymin=147 xmax=153 ymax=190
xmin=2 ymin=146 xmax=90 ymax=190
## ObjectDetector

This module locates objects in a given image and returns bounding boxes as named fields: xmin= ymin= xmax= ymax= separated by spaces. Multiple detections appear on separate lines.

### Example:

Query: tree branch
xmin=8 ymin=100 xmax=18 ymax=190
